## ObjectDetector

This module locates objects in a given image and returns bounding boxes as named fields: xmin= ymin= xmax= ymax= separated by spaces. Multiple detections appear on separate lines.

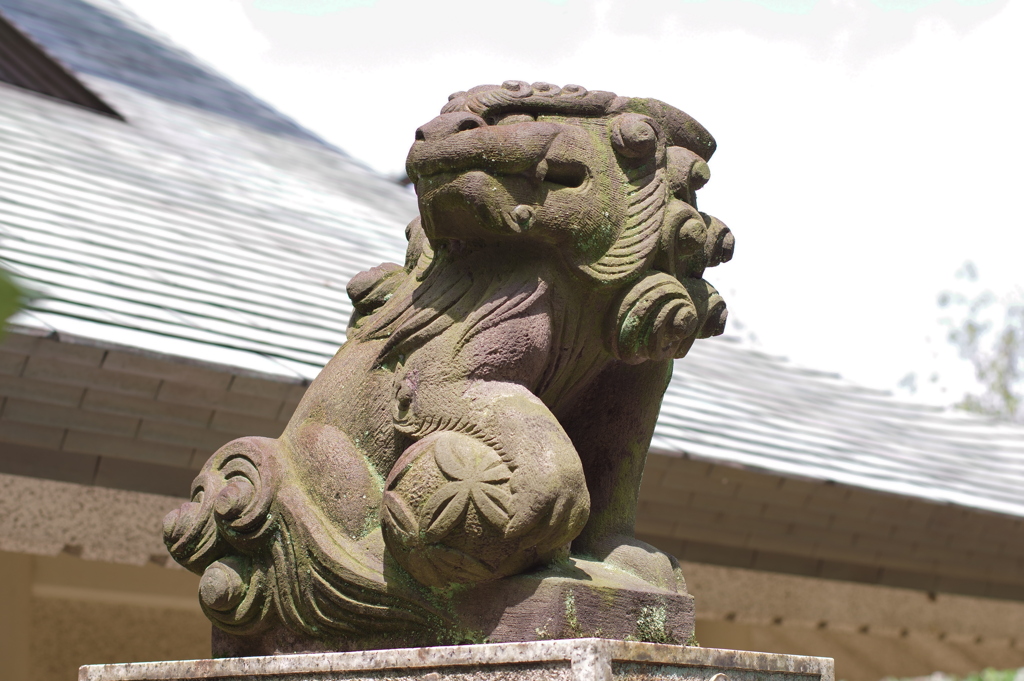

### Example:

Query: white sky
xmin=116 ymin=0 xmax=1022 ymax=404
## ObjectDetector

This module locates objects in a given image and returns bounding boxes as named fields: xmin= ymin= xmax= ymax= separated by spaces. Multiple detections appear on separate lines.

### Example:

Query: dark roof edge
xmin=0 ymin=7 xmax=122 ymax=119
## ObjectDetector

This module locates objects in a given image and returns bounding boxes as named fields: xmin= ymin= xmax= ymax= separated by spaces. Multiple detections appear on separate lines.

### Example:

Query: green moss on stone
xmin=564 ymin=589 xmax=583 ymax=637
xmin=635 ymin=604 xmax=674 ymax=644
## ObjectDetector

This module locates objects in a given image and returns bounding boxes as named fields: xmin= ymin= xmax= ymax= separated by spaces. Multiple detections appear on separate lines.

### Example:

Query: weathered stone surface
xmin=80 ymin=639 xmax=833 ymax=681
xmin=213 ymin=559 xmax=695 ymax=655
xmin=163 ymin=82 xmax=734 ymax=648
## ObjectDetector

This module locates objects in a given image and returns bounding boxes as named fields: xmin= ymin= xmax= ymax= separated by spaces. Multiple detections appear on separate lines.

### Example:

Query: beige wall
xmin=698 ymin=620 xmax=1024 ymax=681
xmin=638 ymin=455 xmax=1024 ymax=602
xmin=0 ymin=549 xmax=32 ymax=681
xmin=0 ymin=551 xmax=208 ymax=681
xmin=3 ymin=548 xmax=1023 ymax=681
xmin=684 ymin=561 xmax=1024 ymax=680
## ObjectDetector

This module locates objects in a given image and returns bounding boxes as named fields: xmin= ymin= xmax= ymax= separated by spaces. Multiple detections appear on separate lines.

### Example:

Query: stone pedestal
xmin=79 ymin=638 xmax=834 ymax=681
xmin=211 ymin=558 xmax=696 ymax=656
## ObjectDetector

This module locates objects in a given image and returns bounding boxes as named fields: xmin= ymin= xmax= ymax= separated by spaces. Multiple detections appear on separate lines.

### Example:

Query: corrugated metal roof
xmin=1 ymin=0 xmax=1022 ymax=520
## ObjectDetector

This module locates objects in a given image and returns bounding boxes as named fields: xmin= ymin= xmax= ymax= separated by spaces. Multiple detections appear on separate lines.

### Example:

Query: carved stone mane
xmin=163 ymin=82 xmax=734 ymax=653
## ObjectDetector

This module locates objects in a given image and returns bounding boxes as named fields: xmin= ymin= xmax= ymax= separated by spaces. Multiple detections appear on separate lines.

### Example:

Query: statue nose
xmin=414 ymin=112 xmax=486 ymax=142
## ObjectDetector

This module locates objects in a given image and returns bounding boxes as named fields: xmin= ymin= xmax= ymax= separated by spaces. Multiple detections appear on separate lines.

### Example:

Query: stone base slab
xmin=212 ymin=558 xmax=696 ymax=656
xmin=80 ymin=638 xmax=834 ymax=681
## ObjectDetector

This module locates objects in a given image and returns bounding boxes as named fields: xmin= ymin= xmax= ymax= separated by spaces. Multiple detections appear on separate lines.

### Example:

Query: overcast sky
xmin=117 ymin=0 xmax=1022 ymax=404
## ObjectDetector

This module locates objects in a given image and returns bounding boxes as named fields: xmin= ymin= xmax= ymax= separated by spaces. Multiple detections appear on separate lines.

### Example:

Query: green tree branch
xmin=0 ymin=267 xmax=22 ymax=332
xmin=939 ymin=262 xmax=1023 ymax=423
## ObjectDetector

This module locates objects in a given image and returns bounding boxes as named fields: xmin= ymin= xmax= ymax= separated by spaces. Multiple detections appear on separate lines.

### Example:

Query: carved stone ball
xmin=382 ymin=431 xmax=552 ymax=587
xmin=199 ymin=558 xmax=248 ymax=612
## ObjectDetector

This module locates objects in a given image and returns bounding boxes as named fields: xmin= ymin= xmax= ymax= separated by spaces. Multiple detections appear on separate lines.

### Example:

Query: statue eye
xmin=543 ymin=160 xmax=587 ymax=189
xmin=611 ymin=113 xmax=659 ymax=158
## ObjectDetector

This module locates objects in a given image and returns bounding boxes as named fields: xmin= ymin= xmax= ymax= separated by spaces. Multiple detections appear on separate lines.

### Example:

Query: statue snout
xmin=406 ymin=116 xmax=562 ymax=183
xmin=413 ymin=112 xmax=486 ymax=143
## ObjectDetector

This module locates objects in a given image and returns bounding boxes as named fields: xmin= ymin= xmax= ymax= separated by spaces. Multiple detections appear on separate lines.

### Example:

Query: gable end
xmin=0 ymin=9 xmax=120 ymax=118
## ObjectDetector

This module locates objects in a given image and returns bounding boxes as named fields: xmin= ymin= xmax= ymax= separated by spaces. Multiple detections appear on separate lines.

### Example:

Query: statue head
xmin=405 ymin=81 xmax=733 ymax=361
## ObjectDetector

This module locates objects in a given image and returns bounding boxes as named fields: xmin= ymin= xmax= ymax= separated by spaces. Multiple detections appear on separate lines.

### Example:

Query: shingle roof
xmin=656 ymin=339 xmax=1024 ymax=518
xmin=0 ymin=0 xmax=328 ymax=144
xmin=1 ymin=0 xmax=1022 ymax=521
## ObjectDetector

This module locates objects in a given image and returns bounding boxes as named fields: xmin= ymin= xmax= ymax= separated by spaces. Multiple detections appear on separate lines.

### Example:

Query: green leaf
xmin=0 ymin=268 xmax=23 ymax=331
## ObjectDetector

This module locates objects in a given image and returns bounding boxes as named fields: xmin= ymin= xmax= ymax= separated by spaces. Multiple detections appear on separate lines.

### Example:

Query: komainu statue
xmin=164 ymin=82 xmax=734 ymax=654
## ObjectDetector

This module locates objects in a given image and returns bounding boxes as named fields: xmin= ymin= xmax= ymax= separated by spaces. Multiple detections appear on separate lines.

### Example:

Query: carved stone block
xmin=79 ymin=639 xmax=834 ymax=681
xmin=213 ymin=559 xmax=695 ymax=656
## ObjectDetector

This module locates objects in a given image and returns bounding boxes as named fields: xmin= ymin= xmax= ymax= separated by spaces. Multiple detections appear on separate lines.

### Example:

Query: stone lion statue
xmin=163 ymin=82 xmax=733 ymax=653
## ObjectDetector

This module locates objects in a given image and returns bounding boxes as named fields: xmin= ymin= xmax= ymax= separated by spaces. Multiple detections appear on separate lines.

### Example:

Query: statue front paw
xmin=381 ymin=430 xmax=587 ymax=587
xmin=577 ymin=534 xmax=687 ymax=593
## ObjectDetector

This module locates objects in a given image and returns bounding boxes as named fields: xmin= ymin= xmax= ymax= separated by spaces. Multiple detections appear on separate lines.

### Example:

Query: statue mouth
xmin=412 ymin=158 xmax=591 ymax=244
xmin=406 ymin=116 xmax=593 ymax=246
xmin=414 ymin=170 xmax=518 ymax=241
